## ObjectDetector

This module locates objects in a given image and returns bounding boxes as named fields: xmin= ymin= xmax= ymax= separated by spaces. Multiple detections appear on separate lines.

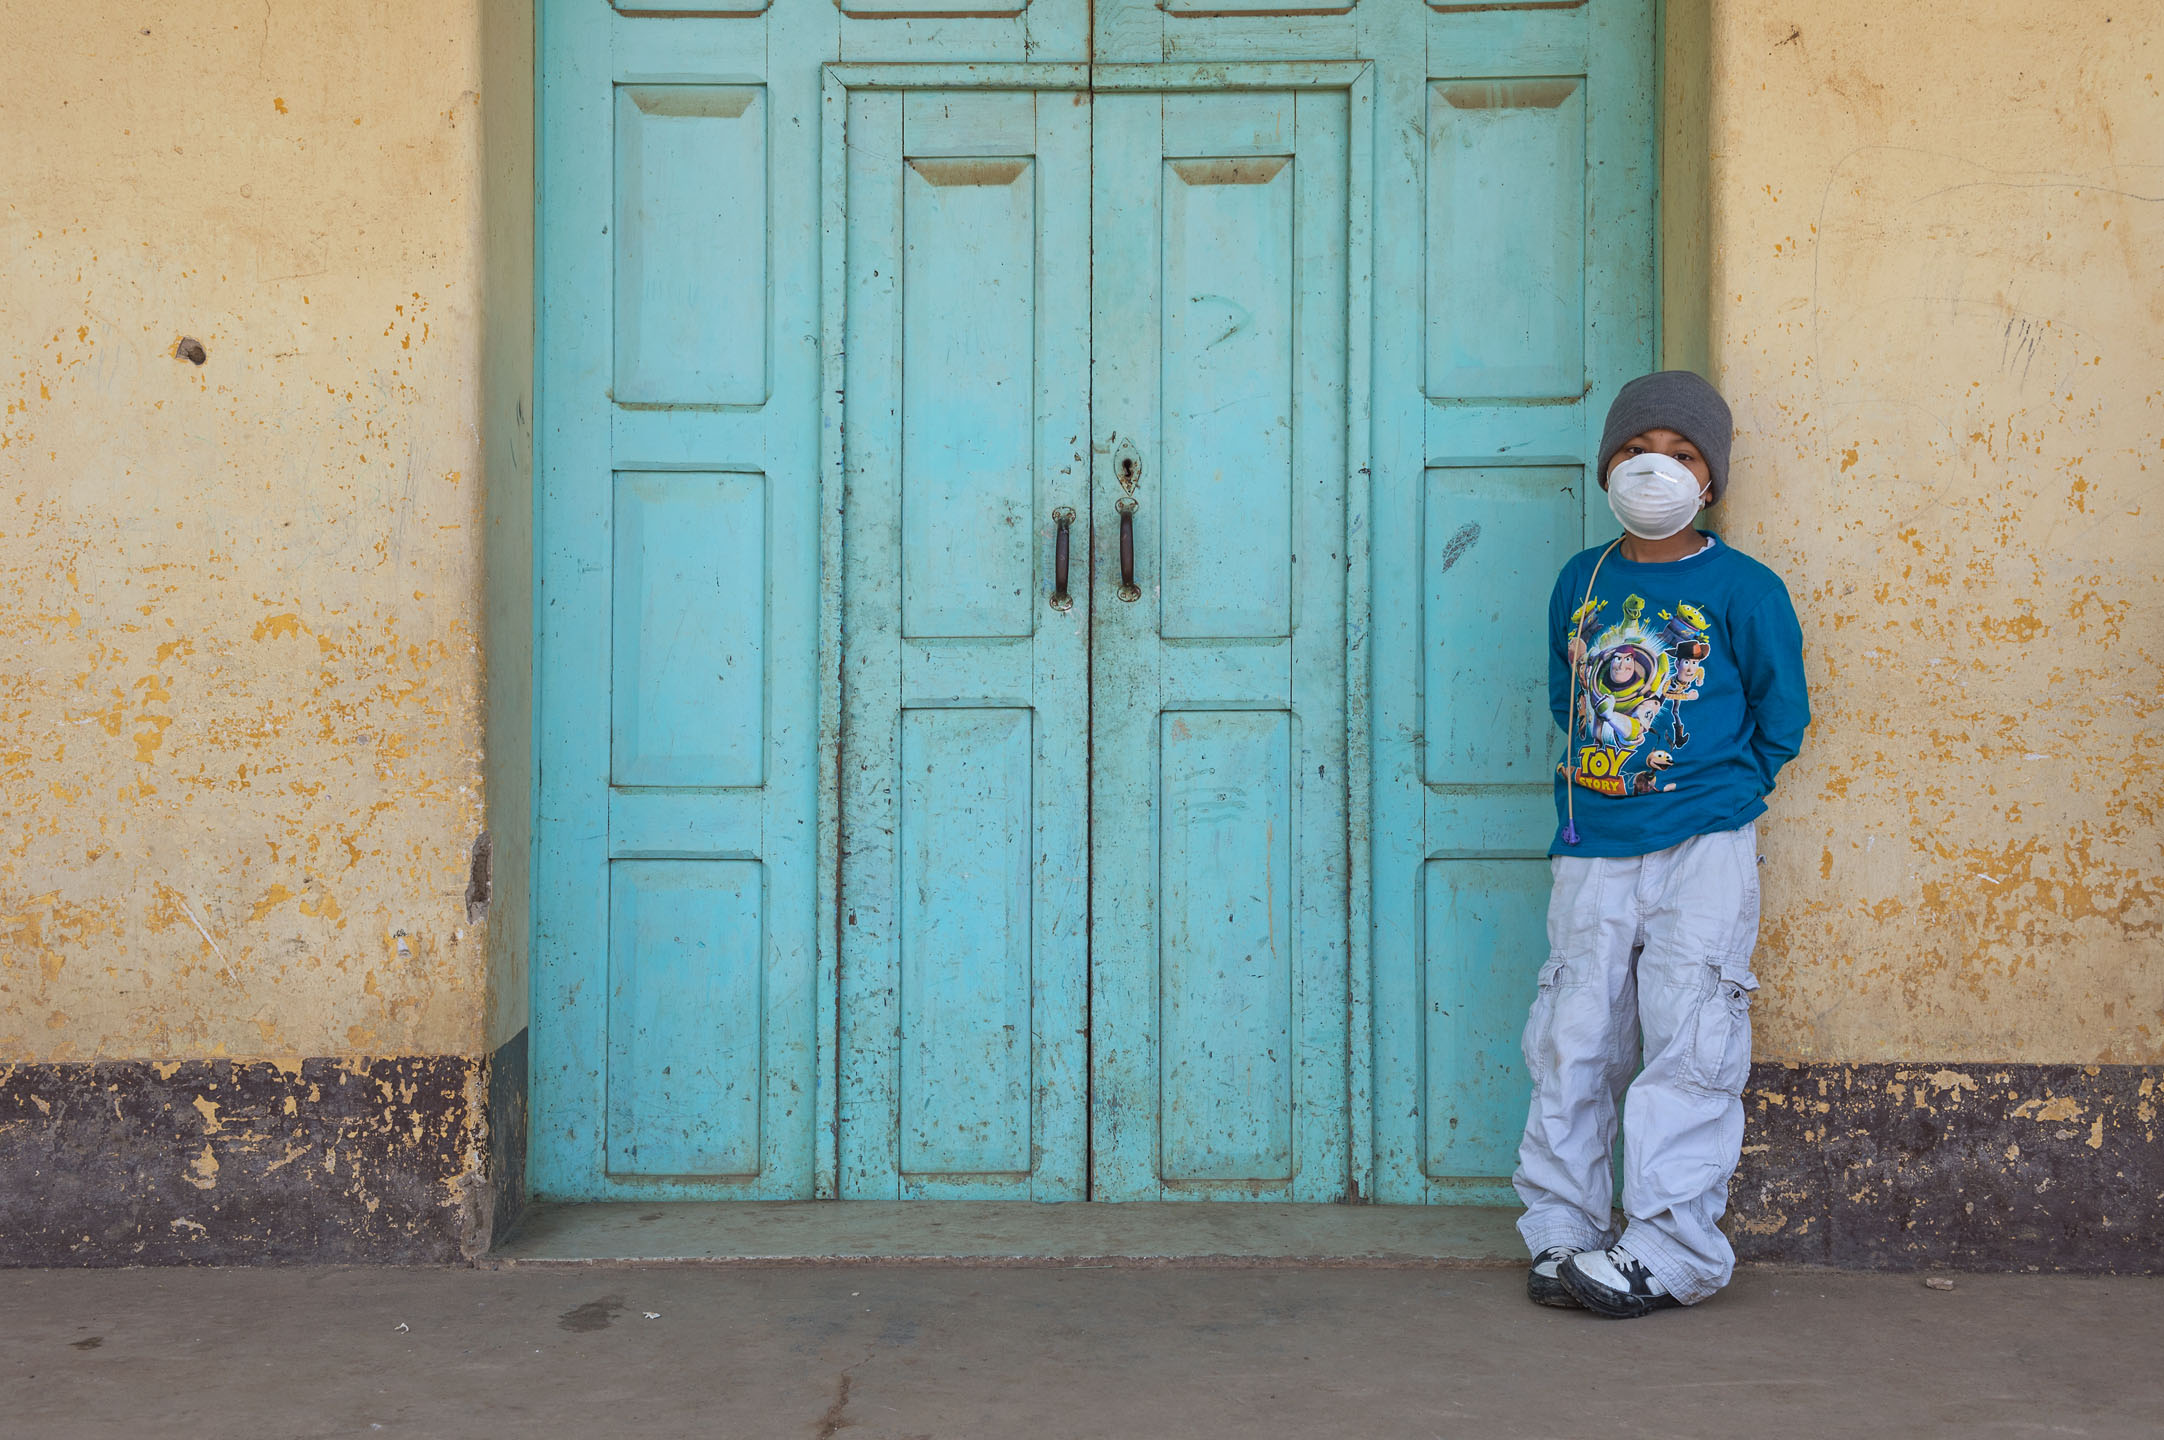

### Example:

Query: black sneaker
xmin=1558 ymin=1245 xmax=1683 ymax=1318
xmin=1526 ymin=1246 xmax=1584 ymax=1308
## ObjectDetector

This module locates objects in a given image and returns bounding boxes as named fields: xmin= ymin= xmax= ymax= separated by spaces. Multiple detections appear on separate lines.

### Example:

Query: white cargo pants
xmin=1512 ymin=824 xmax=1761 ymax=1304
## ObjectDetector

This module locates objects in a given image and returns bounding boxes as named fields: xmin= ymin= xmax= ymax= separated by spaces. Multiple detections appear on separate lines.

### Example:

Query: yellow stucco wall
xmin=3 ymin=1 xmax=2154 ymax=1074
xmin=0 ymin=3 xmax=492 ymax=1062
xmin=1709 ymin=2 xmax=2163 ymax=1063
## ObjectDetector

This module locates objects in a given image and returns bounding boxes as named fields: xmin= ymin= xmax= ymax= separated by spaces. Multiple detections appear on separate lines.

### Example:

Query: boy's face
xmin=1605 ymin=428 xmax=1713 ymax=503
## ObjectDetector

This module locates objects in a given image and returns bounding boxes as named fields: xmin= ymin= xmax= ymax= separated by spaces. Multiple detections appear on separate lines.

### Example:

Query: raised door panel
xmin=1420 ymin=858 xmax=1549 ymax=1180
xmin=1420 ymin=464 xmax=1582 ymax=863
xmin=614 ymin=85 xmax=768 ymax=407
xmin=611 ymin=471 xmax=766 ymax=788
xmin=900 ymin=157 xmax=1038 ymax=640
xmin=613 ymin=0 xmax=771 ymax=12
xmin=606 ymin=860 xmax=765 ymax=1176
xmin=1159 ymin=154 xmax=1295 ymax=641
xmin=1424 ymin=77 xmax=1585 ymax=400
xmin=897 ymin=708 xmax=1035 ymax=1175
xmin=1421 ymin=465 xmax=1580 ymax=792
xmin=1159 ymin=710 xmax=1294 ymax=1181
xmin=1159 ymin=0 xmax=1352 ymax=12
xmin=840 ymin=0 xmax=1028 ymax=14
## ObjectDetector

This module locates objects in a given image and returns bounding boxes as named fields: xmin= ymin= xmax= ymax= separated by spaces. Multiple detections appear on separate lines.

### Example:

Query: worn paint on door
xmin=531 ymin=0 xmax=1656 ymax=1204
xmin=833 ymin=72 xmax=1359 ymax=1201
xmin=1089 ymin=86 xmax=1355 ymax=1199
xmin=1384 ymin=6 xmax=1660 ymax=1201
xmin=836 ymin=88 xmax=1092 ymax=1199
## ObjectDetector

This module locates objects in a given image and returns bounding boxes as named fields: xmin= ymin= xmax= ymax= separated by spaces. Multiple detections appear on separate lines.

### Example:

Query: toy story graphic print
xmin=1564 ymin=593 xmax=1712 ymax=797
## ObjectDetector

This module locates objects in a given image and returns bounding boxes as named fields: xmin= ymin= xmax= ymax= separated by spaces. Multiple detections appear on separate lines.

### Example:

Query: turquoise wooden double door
xmin=534 ymin=0 xmax=1656 ymax=1204
xmin=837 ymin=84 xmax=1354 ymax=1199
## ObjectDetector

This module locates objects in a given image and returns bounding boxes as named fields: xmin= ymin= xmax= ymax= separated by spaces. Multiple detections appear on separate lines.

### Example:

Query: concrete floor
xmin=491 ymin=1200 xmax=1528 ymax=1266
xmin=6 ymin=1262 xmax=2160 ymax=1439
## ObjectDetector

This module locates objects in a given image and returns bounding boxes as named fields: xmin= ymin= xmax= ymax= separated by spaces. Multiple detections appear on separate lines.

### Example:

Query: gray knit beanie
xmin=1597 ymin=370 xmax=1734 ymax=502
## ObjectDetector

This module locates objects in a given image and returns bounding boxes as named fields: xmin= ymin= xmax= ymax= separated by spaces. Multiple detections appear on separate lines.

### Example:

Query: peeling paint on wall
xmin=0 ymin=2 xmax=490 ymax=1064
xmin=1708 ymin=3 xmax=2164 ymax=1064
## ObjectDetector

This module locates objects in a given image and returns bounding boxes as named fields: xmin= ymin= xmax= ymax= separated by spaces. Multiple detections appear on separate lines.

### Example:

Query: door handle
xmin=1050 ymin=507 xmax=1075 ymax=612
xmin=1116 ymin=498 xmax=1140 ymax=603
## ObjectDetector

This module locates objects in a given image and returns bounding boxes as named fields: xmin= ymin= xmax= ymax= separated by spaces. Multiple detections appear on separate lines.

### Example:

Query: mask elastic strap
xmin=1559 ymin=538 xmax=1622 ymax=846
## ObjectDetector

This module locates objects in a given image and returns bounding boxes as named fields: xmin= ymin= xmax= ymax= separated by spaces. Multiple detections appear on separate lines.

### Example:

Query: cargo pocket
xmin=1680 ymin=956 xmax=1757 ymax=1096
xmin=1520 ymin=957 xmax=1568 ymax=1084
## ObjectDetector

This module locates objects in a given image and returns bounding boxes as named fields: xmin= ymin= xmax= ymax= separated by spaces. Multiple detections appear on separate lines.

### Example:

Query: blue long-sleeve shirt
xmin=1547 ymin=534 xmax=1809 ymax=857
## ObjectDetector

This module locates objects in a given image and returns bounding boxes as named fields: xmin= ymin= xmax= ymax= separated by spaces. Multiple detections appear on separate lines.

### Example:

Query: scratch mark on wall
xmin=176 ymin=897 xmax=232 ymax=977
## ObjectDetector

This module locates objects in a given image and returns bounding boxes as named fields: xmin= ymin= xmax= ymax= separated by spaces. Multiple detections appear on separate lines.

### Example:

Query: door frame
xmin=816 ymin=60 xmax=1376 ymax=1199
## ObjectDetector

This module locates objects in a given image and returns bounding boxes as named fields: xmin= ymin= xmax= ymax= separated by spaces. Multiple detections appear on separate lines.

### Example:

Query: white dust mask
xmin=1606 ymin=452 xmax=1708 ymax=540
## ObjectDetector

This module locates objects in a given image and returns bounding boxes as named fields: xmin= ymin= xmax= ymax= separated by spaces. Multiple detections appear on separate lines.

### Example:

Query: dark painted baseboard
xmin=3 ymin=1049 xmax=2154 ymax=1268
xmin=486 ymin=1027 xmax=528 ymax=1249
xmin=1731 ymin=1061 xmax=2162 ymax=1273
xmin=0 ymin=1039 xmax=535 ymax=1267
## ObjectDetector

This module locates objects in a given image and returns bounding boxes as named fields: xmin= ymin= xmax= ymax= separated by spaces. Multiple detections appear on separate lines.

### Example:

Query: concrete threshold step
xmin=487 ymin=1201 xmax=1525 ymax=1268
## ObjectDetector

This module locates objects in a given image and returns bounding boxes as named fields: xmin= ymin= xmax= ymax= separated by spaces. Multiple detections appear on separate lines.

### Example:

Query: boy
xmin=1516 ymin=371 xmax=1810 ymax=1318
